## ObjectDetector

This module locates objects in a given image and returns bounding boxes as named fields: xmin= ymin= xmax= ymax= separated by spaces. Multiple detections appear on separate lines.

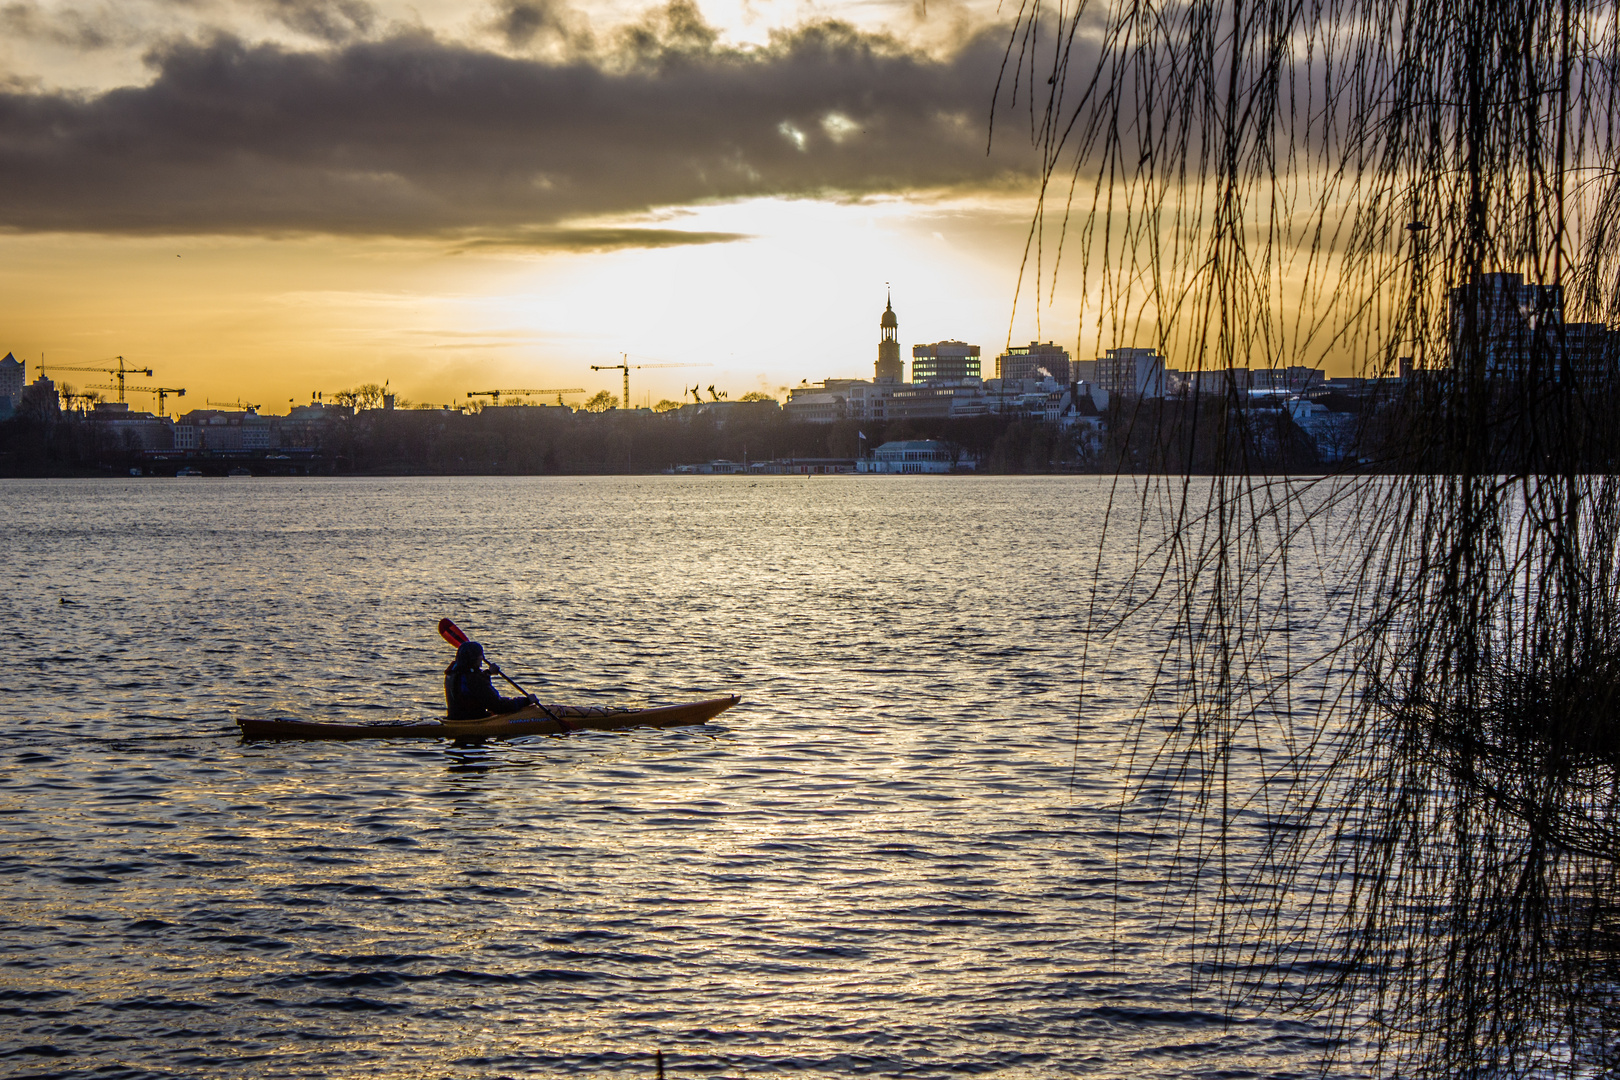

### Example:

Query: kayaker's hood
xmin=455 ymin=640 xmax=484 ymax=667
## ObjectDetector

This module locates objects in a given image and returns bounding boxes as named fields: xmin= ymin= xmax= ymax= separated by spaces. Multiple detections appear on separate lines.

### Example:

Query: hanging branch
xmin=1008 ymin=0 xmax=1620 ymax=1073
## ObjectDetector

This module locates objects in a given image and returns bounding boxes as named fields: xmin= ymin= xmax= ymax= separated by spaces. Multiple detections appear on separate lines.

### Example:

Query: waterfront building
xmin=672 ymin=456 xmax=859 ymax=474
xmin=876 ymin=293 xmax=904 ymax=383
xmin=912 ymin=342 xmax=981 ymax=383
xmin=997 ymin=342 xmax=1071 ymax=383
xmin=1097 ymin=347 xmax=1167 ymax=398
xmin=85 ymin=401 xmax=175 ymax=450
xmin=672 ymin=459 xmax=744 ymax=474
xmin=0 ymin=353 xmax=22 ymax=417
xmin=858 ymin=439 xmax=968 ymax=473
xmin=177 ymin=408 xmax=272 ymax=451
xmin=764 ymin=457 xmax=858 ymax=474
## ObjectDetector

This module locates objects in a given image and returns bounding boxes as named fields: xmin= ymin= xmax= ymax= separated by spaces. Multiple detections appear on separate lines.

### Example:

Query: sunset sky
xmin=0 ymin=0 xmax=1101 ymax=412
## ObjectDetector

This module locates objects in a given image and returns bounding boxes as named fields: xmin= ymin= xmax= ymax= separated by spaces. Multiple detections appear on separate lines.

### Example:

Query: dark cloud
xmin=0 ymin=6 xmax=1043 ymax=238
xmin=255 ymin=0 xmax=376 ymax=43
xmin=614 ymin=0 xmax=719 ymax=59
xmin=450 ymin=225 xmax=750 ymax=251
xmin=488 ymin=0 xmax=591 ymax=51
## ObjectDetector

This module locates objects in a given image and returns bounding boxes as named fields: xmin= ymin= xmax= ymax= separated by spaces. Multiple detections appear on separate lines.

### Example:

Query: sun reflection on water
xmin=2 ymin=475 xmax=1350 ymax=1076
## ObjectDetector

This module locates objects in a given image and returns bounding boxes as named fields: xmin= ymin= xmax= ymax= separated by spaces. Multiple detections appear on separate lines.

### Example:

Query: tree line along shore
xmin=5 ymin=373 xmax=1612 ymax=477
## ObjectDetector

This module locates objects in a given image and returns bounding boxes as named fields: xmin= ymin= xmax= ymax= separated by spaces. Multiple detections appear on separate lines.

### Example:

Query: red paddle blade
xmin=438 ymin=618 xmax=469 ymax=647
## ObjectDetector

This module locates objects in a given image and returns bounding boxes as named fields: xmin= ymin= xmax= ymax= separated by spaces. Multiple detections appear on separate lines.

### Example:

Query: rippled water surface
xmin=2 ymin=476 xmax=1340 ymax=1078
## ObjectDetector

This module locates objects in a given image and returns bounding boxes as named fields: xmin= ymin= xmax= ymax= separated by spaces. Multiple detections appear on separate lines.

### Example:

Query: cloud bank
xmin=0 ymin=2 xmax=1038 ymax=239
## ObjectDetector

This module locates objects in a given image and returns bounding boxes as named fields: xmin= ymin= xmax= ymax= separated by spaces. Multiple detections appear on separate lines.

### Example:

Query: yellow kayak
xmin=237 ymin=695 xmax=741 ymax=741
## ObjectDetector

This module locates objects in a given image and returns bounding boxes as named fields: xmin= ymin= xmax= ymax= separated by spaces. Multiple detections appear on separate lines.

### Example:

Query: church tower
xmin=875 ymin=290 xmax=903 ymax=383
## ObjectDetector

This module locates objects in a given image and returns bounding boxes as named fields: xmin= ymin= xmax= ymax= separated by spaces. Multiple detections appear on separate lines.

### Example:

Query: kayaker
xmin=444 ymin=640 xmax=533 ymax=721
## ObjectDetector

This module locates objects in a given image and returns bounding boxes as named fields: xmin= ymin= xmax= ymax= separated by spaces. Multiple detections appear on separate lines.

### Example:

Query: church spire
xmin=876 ymin=287 xmax=902 ymax=382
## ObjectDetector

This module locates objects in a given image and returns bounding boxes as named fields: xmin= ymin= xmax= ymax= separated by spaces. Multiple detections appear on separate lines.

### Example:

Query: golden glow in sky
xmin=0 ymin=192 xmax=1091 ymax=410
xmin=0 ymin=0 xmax=1097 ymax=411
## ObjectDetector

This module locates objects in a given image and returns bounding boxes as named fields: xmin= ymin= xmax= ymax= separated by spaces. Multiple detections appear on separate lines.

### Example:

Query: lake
xmin=1 ymin=475 xmax=1343 ymax=1078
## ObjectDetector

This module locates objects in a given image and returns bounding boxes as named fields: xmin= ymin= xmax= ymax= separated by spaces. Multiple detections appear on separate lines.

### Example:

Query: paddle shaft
xmin=490 ymin=665 xmax=532 ymax=699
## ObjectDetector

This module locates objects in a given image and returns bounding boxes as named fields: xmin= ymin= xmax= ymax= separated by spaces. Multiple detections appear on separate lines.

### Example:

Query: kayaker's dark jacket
xmin=444 ymin=641 xmax=530 ymax=721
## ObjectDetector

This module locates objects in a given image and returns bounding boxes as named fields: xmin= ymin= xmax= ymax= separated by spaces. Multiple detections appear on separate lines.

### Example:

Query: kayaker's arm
xmin=483 ymin=662 xmax=538 ymax=705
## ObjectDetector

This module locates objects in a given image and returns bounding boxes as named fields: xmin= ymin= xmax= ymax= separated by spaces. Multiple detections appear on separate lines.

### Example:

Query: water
xmin=1 ymin=476 xmax=1339 ymax=1078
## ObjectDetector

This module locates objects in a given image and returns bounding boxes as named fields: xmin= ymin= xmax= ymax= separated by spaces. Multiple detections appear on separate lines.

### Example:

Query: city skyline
xmin=0 ymin=0 xmax=1105 ymax=411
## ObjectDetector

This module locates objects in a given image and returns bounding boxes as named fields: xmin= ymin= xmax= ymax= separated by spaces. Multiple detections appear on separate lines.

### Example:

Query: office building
xmin=1448 ymin=272 xmax=1562 ymax=378
xmin=912 ymin=341 xmax=981 ymax=383
xmin=1097 ymin=347 xmax=1166 ymax=398
xmin=1444 ymin=271 xmax=1620 ymax=383
xmin=997 ymin=342 xmax=1071 ymax=383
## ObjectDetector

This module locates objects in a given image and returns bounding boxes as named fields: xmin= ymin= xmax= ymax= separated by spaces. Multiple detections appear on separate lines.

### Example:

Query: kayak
xmin=237 ymin=695 xmax=741 ymax=741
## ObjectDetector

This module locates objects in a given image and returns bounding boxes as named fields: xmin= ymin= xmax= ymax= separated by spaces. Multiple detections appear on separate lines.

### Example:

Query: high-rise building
xmin=0 ymin=352 xmax=23 ymax=411
xmin=997 ymin=342 xmax=1071 ymax=383
xmin=911 ymin=341 xmax=981 ymax=383
xmin=1097 ymin=347 xmax=1166 ymax=398
xmin=1448 ymin=272 xmax=1562 ymax=378
xmin=876 ymin=292 xmax=903 ymax=383
xmin=1446 ymin=271 xmax=1620 ymax=382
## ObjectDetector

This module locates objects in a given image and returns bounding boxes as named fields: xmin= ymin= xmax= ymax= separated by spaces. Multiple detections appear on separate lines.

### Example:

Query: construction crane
xmin=590 ymin=355 xmax=710 ymax=410
xmin=45 ymin=356 xmax=153 ymax=402
xmin=466 ymin=388 xmax=585 ymax=406
xmin=88 ymin=384 xmax=186 ymax=417
xmin=207 ymin=399 xmax=261 ymax=412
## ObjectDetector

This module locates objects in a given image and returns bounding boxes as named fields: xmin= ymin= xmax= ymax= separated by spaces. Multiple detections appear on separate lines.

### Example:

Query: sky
xmin=0 ymin=0 xmax=1097 ymax=412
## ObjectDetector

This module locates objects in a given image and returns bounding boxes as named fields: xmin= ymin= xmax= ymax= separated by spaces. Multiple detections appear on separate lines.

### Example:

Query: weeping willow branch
xmin=1013 ymin=0 xmax=1620 ymax=1074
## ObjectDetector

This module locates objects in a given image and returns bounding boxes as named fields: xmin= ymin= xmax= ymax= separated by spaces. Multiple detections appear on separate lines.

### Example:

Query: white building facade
xmin=857 ymin=439 xmax=971 ymax=473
